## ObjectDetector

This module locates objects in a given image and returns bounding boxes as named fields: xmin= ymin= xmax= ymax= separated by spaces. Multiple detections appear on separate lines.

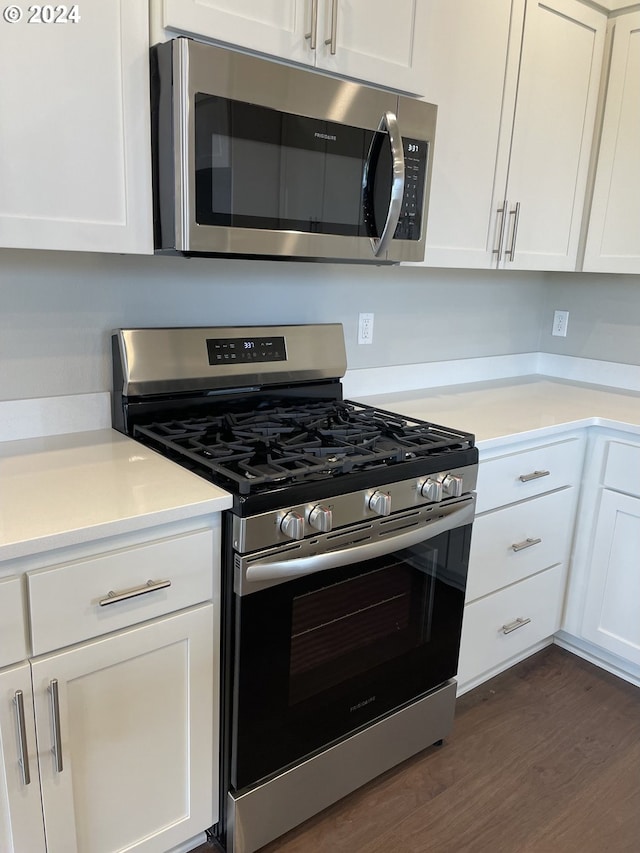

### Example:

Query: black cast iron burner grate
xmin=133 ymin=399 xmax=474 ymax=495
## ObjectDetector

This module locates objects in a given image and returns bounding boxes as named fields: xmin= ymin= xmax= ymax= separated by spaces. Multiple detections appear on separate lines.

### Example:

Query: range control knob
xmin=368 ymin=490 xmax=392 ymax=517
xmin=280 ymin=511 xmax=305 ymax=541
xmin=419 ymin=478 xmax=443 ymax=502
xmin=308 ymin=504 xmax=333 ymax=533
xmin=441 ymin=474 xmax=464 ymax=498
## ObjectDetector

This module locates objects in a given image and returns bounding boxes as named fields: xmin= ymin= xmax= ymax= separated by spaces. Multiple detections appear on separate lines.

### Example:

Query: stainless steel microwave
xmin=151 ymin=38 xmax=437 ymax=264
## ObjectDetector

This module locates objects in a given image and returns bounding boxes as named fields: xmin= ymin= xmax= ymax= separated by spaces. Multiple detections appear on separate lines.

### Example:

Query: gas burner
xmin=133 ymin=398 xmax=474 ymax=497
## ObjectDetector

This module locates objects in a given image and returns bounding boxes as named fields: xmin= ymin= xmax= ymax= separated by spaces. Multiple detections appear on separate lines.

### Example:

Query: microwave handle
xmin=364 ymin=111 xmax=405 ymax=257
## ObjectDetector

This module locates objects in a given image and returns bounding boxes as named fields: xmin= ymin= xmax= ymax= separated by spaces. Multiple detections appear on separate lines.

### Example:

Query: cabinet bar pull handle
xmin=14 ymin=690 xmax=31 ymax=786
xmin=492 ymin=199 xmax=508 ymax=260
xmin=519 ymin=469 xmax=550 ymax=482
xmin=506 ymin=201 xmax=521 ymax=261
xmin=325 ymin=0 xmax=338 ymax=54
xmin=501 ymin=617 xmax=531 ymax=635
xmin=49 ymin=679 xmax=63 ymax=773
xmin=305 ymin=0 xmax=318 ymax=49
xmin=511 ymin=537 xmax=542 ymax=552
xmin=98 ymin=579 xmax=171 ymax=607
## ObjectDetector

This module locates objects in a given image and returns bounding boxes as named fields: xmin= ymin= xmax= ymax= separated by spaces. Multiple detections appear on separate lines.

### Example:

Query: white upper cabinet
xmin=421 ymin=0 xmax=521 ymax=268
xmin=158 ymin=0 xmax=312 ymax=65
xmin=583 ymin=11 xmax=640 ymax=273
xmin=0 ymin=0 xmax=153 ymax=254
xmin=422 ymin=0 xmax=606 ymax=271
xmin=315 ymin=0 xmax=428 ymax=93
xmin=503 ymin=0 xmax=606 ymax=271
xmin=155 ymin=0 xmax=428 ymax=94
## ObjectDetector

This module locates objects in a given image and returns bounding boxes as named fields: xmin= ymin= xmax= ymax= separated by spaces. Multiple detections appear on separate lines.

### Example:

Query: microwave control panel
xmin=394 ymin=137 xmax=428 ymax=241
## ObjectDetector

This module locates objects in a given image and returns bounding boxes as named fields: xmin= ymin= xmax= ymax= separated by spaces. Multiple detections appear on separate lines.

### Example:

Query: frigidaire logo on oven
xmin=350 ymin=695 xmax=376 ymax=713
xmin=314 ymin=131 xmax=337 ymax=142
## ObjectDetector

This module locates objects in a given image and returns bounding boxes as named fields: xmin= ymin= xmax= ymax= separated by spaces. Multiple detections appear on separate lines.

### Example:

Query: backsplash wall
xmin=0 ymin=249 xmax=545 ymax=401
xmin=541 ymin=272 xmax=640 ymax=365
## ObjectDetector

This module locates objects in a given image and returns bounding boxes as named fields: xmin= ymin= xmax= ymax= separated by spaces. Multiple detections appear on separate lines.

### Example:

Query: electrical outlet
xmin=552 ymin=310 xmax=569 ymax=337
xmin=358 ymin=312 xmax=374 ymax=345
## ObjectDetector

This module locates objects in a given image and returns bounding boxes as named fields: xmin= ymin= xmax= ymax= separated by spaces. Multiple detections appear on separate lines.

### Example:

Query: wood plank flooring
xmin=200 ymin=646 xmax=640 ymax=852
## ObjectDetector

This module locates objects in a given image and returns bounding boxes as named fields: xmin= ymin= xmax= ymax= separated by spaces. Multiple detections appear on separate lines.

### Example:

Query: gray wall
xmin=0 ymin=249 xmax=545 ymax=401
xmin=541 ymin=272 xmax=640 ymax=364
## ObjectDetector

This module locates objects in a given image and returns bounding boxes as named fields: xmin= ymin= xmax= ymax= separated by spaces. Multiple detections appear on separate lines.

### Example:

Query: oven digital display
xmin=206 ymin=336 xmax=287 ymax=364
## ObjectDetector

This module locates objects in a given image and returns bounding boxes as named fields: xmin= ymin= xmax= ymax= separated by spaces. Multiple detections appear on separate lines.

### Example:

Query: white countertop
xmin=356 ymin=375 xmax=640 ymax=451
xmin=0 ymin=429 xmax=232 ymax=562
xmin=4 ymin=374 xmax=640 ymax=563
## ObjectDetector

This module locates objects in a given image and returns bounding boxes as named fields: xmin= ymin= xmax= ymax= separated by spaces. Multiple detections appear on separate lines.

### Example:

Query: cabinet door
xmin=0 ymin=663 xmax=47 ymax=853
xmin=420 ymin=0 xmax=523 ymax=268
xmin=582 ymin=490 xmax=640 ymax=665
xmin=31 ymin=605 xmax=216 ymax=853
xmin=501 ymin=0 xmax=605 ymax=271
xmin=160 ymin=0 xmax=313 ymax=65
xmin=316 ymin=0 xmax=428 ymax=94
xmin=0 ymin=0 xmax=152 ymax=254
xmin=583 ymin=12 xmax=640 ymax=273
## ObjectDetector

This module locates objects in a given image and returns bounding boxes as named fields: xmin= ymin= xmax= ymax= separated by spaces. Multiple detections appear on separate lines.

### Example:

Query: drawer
xmin=603 ymin=440 xmax=640 ymax=497
xmin=476 ymin=438 xmax=583 ymax=513
xmin=466 ymin=488 xmax=576 ymax=602
xmin=457 ymin=564 xmax=564 ymax=689
xmin=27 ymin=527 xmax=216 ymax=655
xmin=0 ymin=575 xmax=28 ymax=668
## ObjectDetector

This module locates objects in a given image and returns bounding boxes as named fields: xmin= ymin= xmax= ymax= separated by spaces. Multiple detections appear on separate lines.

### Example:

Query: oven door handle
xmin=244 ymin=499 xmax=475 ymax=587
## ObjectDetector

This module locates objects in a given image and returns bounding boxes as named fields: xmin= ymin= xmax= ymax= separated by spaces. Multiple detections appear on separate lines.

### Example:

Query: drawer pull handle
xmin=49 ymin=679 xmax=63 ymax=773
xmin=14 ymin=690 xmax=31 ymax=786
xmin=501 ymin=617 xmax=531 ymax=635
xmin=511 ymin=537 xmax=542 ymax=552
xmin=519 ymin=470 xmax=550 ymax=482
xmin=98 ymin=579 xmax=171 ymax=607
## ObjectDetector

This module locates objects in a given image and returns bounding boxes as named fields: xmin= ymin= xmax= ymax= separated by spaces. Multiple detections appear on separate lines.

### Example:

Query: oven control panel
xmin=206 ymin=335 xmax=287 ymax=364
xmin=233 ymin=465 xmax=478 ymax=552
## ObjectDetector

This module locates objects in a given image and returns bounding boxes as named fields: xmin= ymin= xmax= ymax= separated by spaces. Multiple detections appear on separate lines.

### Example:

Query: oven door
xmin=231 ymin=497 xmax=474 ymax=791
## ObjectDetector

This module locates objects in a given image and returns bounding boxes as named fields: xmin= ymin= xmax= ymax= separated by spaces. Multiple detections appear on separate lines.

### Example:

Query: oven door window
xmin=232 ymin=524 xmax=471 ymax=791
xmin=193 ymin=94 xmax=393 ymax=238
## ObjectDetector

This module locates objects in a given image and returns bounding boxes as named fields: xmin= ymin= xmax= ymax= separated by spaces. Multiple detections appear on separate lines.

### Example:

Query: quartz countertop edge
xmin=0 ymin=428 xmax=233 ymax=562
xmin=354 ymin=376 xmax=640 ymax=451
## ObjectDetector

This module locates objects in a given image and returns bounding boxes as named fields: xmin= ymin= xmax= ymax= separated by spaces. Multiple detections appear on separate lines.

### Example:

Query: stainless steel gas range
xmin=112 ymin=324 xmax=478 ymax=853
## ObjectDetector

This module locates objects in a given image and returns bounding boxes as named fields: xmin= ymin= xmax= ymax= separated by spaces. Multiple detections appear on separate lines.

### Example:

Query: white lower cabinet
xmin=563 ymin=436 xmax=640 ymax=679
xmin=2 ymin=605 xmax=215 ymax=853
xmin=457 ymin=434 xmax=584 ymax=693
xmin=37 ymin=605 xmax=215 ymax=853
xmin=581 ymin=490 xmax=640 ymax=664
xmin=0 ymin=663 xmax=47 ymax=853
xmin=0 ymin=516 xmax=221 ymax=853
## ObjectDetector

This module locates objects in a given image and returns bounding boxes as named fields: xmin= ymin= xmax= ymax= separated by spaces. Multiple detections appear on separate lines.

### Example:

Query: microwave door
xmin=362 ymin=112 xmax=405 ymax=259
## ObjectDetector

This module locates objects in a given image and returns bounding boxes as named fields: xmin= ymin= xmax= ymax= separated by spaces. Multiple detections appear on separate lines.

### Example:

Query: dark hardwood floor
xmin=200 ymin=646 xmax=640 ymax=852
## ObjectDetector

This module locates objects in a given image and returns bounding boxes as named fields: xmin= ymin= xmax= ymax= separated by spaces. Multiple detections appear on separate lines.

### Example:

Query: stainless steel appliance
xmin=151 ymin=39 xmax=437 ymax=263
xmin=112 ymin=324 xmax=477 ymax=853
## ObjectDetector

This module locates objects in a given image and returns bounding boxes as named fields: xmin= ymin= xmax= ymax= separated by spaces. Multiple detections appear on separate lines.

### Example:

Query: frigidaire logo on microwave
xmin=314 ymin=131 xmax=337 ymax=142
